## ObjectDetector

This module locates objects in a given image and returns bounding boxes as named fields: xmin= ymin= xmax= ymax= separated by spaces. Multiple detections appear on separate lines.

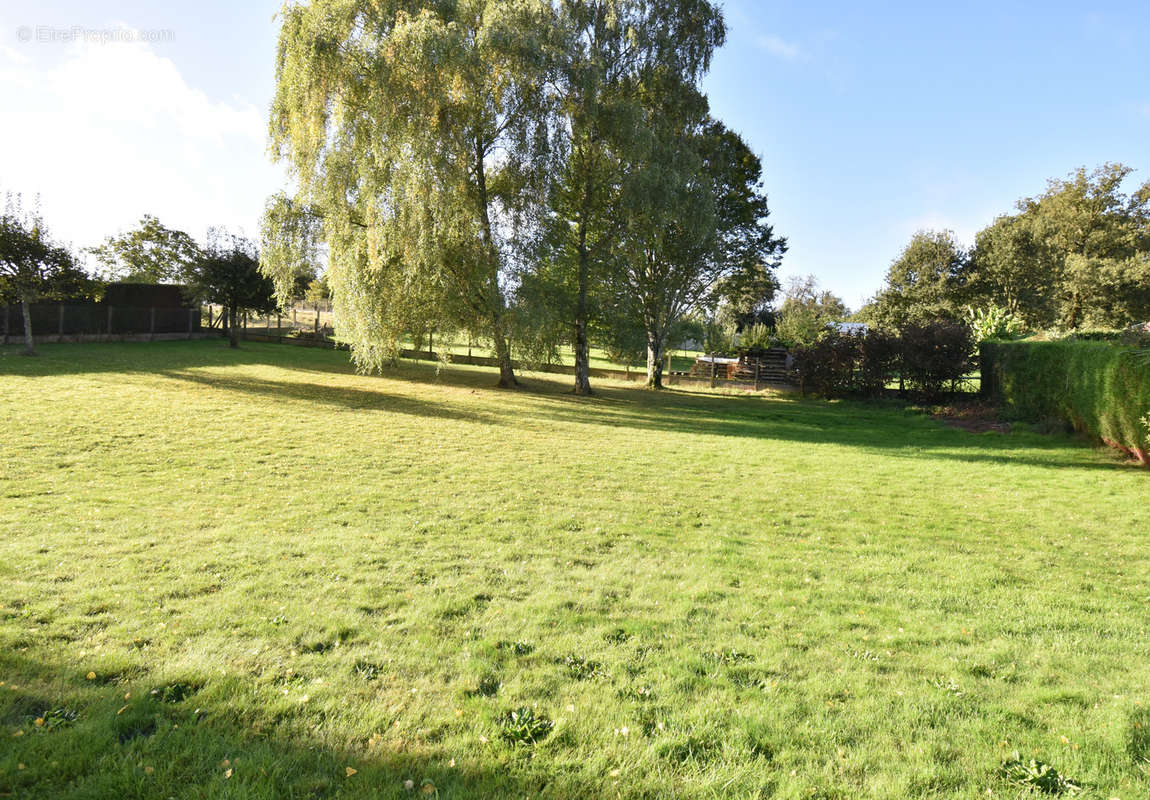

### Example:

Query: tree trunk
xmin=492 ymin=328 xmax=516 ymax=388
xmin=646 ymin=333 xmax=664 ymax=389
xmin=228 ymin=304 xmax=239 ymax=348
xmin=20 ymin=297 xmax=36 ymax=357
xmin=573 ymin=227 xmax=592 ymax=395
xmin=475 ymin=133 xmax=517 ymax=389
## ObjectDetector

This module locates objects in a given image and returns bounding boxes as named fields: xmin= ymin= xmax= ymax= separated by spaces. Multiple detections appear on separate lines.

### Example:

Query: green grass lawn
xmin=1 ymin=341 xmax=1147 ymax=799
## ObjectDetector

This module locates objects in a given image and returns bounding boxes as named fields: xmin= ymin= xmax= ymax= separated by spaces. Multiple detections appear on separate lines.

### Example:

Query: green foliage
xmin=498 ymin=706 xmax=553 ymax=746
xmin=982 ymin=340 xmax=1150 ymax=460
xmin=267 ymin=0 xmax=554 ymax=382
xmin=190 ymin=231 xmax=275 ymax=347
xmin=793 ymin=323 xmax=973 ymax=399
xmin=560 ymin=653 xmax=602 ymax=681
xmin=966 ymin=163 xmax=1150 ymax=329
xmin=792 ymin=334 xmax=859 ymax=397
xmin=871 ymin=230 xmax=967 ymax=327
xmin=0 ymin=195 xmax=84 ymax=305
xmin=701 ymin=317 xmax=737 ymax=355
xmin=900 ymin=321 xmax=975 ymax=398
xmin=999 ymin=754 xmax=1082 ymax=795
xmin=773 ymin=274 xmax=846 ymax=347
xmin=965 ymin=304 xmax=1026 ymax=342
xmin=738 ymin=322 xmax=773 ymax=352
xmin=86 ymin=214 xmax=202 ymax=284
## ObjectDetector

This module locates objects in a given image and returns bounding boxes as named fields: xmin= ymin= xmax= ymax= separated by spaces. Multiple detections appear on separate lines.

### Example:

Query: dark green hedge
xmin=981 ymin=340 xmax=1150 ymax=462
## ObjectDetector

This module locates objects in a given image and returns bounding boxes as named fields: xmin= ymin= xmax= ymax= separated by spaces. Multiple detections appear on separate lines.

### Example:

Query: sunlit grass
xmin=1 ymin=341 xmax=1147 ymax=799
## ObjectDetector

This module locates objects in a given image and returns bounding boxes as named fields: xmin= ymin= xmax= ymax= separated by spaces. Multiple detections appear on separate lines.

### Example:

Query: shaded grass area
xmin=1 ymin=340 xmax=1148 ymax=799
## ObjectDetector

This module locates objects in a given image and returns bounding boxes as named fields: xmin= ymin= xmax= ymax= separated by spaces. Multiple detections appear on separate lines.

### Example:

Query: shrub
xmin=966 ymin=304 xmax=1025 ymax=342
xmin=791 ymin=325 xmax=972 ymax=400
xmin=900 ymin=321 xmax=975 ymax=399
xmin=738 ymin=323 xmax=774 ymax=352
xmin=981 ymin=340 xmax=1150 ymax=463
xmin=792 ymin=333 xmax=859 ymax=396
xmin=857 ymin=329 xmax=901 ymax=396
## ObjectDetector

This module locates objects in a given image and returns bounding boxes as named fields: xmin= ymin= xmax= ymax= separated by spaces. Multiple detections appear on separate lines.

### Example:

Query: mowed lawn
xmin=1 ymin=341 xmax=1148 ymax=800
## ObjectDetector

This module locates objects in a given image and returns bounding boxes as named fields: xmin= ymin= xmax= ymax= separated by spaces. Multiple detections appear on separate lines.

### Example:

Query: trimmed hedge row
xmin=793 ymin=322 xmax=975 ymax=400
xmin=981 ymin=340 xmax=1150 ymax=463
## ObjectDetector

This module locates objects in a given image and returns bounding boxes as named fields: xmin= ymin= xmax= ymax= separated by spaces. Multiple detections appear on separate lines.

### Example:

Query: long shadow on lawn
xmin=0 ymin=340 xmax=1127 ymax=473
xmin=158 ymin=368 xmax=503 ymax=427
xmin=0 ymin=650 xmax=607 ymax=800
xmin=536 ymin=386 xmax=1125 ymax=473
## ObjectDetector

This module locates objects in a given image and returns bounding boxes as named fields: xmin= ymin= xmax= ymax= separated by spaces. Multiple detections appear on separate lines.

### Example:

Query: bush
xmin=792 ymin=334 xmax=859 ymax=396
xmin=901 ymin=322 xmax=975 ymax=399
xmin=966 ymin=304 xmax=1025 ymax=342
xmin=791 ymin=324 xmax=972 ymax=400
xmin=982 ymin=340 xmax=1150 ymax=463
xmin=857 ymin=329 xmax=901 ymax=396
xmin=738 ymin=323 xmax=774 ymax=352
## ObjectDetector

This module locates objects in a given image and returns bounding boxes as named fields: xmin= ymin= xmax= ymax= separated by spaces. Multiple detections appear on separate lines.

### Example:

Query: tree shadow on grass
xmin=0 ymin=340 xmax=1130 ymax=473
xmin=0 ymin=650 xmax=611 ymax=800
xmin=484 ymin=380 xmax=1131 ymax=474
xmin=157 ymin=368 xmax=503 ymax=427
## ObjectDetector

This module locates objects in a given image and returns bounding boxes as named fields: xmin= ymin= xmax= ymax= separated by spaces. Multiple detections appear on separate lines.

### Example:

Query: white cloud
xmin=0 ymin=29 xmax=278 ymax=254
xmin=756 ymin=34 xmax=803 ymax=62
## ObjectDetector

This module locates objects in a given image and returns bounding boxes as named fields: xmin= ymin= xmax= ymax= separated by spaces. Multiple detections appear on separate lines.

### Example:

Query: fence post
xmin=710 ymin=353 xmax=717 ymax=388
xmin=276 ymin=313 xmax=282 ymax=340
xmin=187 ymin=308 xmax=195 ymax=339
xmin=755 ymin=360 xmax=761 ymax=391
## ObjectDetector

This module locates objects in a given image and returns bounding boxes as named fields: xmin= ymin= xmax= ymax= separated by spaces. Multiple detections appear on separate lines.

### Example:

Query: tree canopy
xmin=0 ymin=195 xmax=87 ymax=355
xmin=87 ymin=214 xmax=202 ymax=285
xmin=190 ymin=231 xmax=275 ymax=348
xmin=964 ymin=163 xmax=1150 ymax=329
xmin=262 ymin=0 xmax=785 ymax=388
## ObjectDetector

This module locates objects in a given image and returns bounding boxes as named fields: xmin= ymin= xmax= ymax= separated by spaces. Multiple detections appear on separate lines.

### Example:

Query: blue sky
xmin=2 ymin=1 xmax=1148 ymax=307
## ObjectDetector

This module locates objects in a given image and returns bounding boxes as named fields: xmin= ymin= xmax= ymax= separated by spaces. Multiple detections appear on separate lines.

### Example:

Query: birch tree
xmin=543 ymin=0 xmax=725 ymax=394
xmin=619 ymin=116 xmax=785 ymax=387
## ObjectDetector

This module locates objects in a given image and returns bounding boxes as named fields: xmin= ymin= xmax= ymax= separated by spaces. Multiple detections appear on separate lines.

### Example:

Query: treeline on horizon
xmin=858 ymin=163 xmax=1150 ymax=334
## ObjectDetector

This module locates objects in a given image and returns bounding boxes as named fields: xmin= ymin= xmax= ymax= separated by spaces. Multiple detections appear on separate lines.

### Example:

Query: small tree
xmin=190 ymin=232 xmax=275 ymax=348
xmin=773 ymin=275 xmax=847 ymax=347
xmin=0 ymin=196 xmax=79 ymax=356
xmin=303 ymin=275 xmax=329 ymax=334
xmin=87 ymin=214 xmax=202 ymax=284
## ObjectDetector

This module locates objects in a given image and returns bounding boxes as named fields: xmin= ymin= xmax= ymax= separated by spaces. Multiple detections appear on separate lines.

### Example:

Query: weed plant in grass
xmin=1 ymin=341 xmax=1148 ymax=798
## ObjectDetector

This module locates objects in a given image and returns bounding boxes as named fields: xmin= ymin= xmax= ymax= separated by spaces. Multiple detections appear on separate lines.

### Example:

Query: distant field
xmin=1 ymin=341 xmax=1147 ymax=799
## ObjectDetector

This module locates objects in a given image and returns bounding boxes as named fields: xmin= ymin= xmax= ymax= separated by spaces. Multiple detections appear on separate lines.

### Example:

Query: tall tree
xmin=964 ymin=164 xmax=1150 ymax=329
xmin=265 ymin=0 xmax=553 ymax=387
xmin=620 ymin=115 xmax=784 ymax=387
xmin=190 ymin=232 xmax=276 ymax=348
xmin=0 ymin=195 xmax=80 ymax=356
xmin=87 ymin=214 xmax=202 ymax=284
xmin=543 ymin=0 xmax=726 ymax=394
xmin=872 ymin=229 xmax=967 ymax=328
xmin=966 ymin=213 xmax=1057 ymax=328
